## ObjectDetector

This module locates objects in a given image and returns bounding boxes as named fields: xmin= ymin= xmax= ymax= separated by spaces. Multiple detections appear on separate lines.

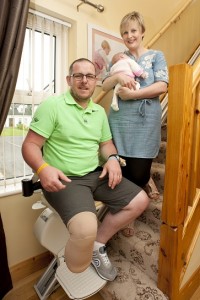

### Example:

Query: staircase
xmin=99 ymin=124 xmax=169 ymax=300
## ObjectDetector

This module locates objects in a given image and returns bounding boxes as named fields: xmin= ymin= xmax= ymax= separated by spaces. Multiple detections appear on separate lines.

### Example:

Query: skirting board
xmin=10 ymin=251 xmax=53 ymax=284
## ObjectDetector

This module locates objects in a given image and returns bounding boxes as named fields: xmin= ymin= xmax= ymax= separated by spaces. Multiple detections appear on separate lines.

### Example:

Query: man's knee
xmin=67 ymin=211 xmax=98 ymax=239
xmin=127 ymin=190 xmax=150 ymax=214
xmin=135 ymin=190 xmax=150 ymax=211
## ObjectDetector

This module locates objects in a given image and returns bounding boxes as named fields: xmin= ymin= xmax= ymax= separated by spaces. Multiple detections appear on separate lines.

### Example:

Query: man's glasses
xmin=70 ymin=73 xmax=96 ymax=81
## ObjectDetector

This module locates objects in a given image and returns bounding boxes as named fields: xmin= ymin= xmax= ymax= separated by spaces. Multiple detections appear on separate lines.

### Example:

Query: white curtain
xmin=21 ymin=11 xmax=70 ymax=99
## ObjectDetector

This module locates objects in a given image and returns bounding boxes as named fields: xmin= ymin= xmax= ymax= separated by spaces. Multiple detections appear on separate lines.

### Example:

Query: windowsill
xmin=0 ymin=183 xmax=41 ymax=198
xmin=0 ymin=182 xmax=23 ymax=197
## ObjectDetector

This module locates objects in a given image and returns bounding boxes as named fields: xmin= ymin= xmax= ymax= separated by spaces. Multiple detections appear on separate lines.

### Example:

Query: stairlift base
xmin=34 ymin=255 xmax=106 ymax=300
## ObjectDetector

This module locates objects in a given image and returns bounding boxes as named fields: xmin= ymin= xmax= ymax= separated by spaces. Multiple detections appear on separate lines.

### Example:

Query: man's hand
xmin=99 ymin=159 xmax=122 ymax=189
xmin=38 ymin=165 xmax=71 ymax=192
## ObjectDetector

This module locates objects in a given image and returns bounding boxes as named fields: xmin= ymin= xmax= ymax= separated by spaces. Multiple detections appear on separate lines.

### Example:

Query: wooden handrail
xmin=93 ymin=90 xmax=108 ymax=104
xmin=145 ymin=0 xmax=193 ymax=49
xmin=193 ymin=56 xmax=200 ymax=91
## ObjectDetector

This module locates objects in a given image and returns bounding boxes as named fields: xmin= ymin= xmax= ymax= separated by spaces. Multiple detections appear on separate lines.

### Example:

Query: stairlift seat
xmin=34 ymin=207 xmax=69 ymax=256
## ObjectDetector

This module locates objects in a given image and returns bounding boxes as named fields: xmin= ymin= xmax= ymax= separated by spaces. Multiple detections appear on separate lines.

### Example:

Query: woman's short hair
xmin=120 ymin=11 xmax=146 ymax=36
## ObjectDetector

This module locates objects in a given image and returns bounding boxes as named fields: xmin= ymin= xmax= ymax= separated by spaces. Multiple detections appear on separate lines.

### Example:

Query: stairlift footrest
xmin=55 ymin=262 xmax=107 ymax=299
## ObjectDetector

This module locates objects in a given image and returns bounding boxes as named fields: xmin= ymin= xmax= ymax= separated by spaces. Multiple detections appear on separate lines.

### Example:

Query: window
xmin=0 ymin=11 xmax=71 ymax=193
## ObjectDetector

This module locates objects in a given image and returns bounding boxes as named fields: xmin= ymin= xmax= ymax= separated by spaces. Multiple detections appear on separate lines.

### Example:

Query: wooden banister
xmin=158 ymin=60 xmax=200 ymax=299
xmin=162 ymin=63 xmax=193 ymax=225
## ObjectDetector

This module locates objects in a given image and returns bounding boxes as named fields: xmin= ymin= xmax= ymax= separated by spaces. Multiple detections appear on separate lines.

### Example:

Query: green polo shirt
xmin=29 ymin=90 xmax=112 ymax=176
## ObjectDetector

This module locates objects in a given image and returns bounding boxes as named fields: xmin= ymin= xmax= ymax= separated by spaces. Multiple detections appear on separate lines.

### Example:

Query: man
xmin=22 ymin=58 xmax=149 ymax=281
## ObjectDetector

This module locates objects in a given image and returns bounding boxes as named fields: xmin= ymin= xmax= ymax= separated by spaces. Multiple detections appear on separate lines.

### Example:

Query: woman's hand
xmin=117 ymin=86 xmax=136 ymax=100
xmin=117 ymin=73 xmax=138 ymax=90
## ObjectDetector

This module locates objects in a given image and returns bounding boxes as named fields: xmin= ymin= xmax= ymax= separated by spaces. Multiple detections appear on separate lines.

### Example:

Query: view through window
xmin=0 ymin=12 xmax=70 ymax=190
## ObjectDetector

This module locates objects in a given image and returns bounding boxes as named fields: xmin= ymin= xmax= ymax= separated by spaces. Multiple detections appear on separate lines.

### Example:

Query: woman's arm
xmin=117 ymin=81 xmax=168 ymax=100
xmin=102 ymin=73 xmax=138 ymax=91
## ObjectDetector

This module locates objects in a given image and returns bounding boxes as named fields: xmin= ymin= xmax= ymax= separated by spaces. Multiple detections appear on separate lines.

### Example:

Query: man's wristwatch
xmin=108 ymin=154 xmax=120 ymax=163
xmin=108 ymin=154 xmax=126 ymax=167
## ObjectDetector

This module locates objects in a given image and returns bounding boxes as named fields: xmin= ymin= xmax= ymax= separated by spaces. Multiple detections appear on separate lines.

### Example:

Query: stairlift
xmin=22 ymin=178 xmax=107 ymax=300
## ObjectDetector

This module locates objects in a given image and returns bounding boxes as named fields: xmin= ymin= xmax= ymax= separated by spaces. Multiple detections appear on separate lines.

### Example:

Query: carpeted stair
xmin=100 ymin=125 xmax=169 ymax=300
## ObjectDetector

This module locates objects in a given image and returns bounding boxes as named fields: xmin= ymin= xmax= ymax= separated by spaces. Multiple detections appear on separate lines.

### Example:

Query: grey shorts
xmin=43 ymin=169 xmax=142 ymax=224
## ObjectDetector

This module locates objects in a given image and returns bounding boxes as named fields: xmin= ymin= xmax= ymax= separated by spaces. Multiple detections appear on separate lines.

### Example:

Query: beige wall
xmin=0 ymin=192 xmax=45 ymax=266
xmin=0 ymin=0 xmax=198 ymax=267
xmin=30 ymin=0 xmax=191 ymax=64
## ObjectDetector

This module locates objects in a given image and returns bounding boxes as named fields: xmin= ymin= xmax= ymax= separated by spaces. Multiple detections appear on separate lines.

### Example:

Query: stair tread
xmin=109 ymin=194 xmax=164 ymax=282
xmin=100 ymin=249 xmax=168 ymax=300
xmin=102 ymin=125 xmax=168 ymax=298
xmin=151 ymin=164 xmax=165 ymax=193
xmin=152 ymin=161 xmax=165 ymax=169
xmin=153 ymin=141 xmax=167 ymax=164
xmin=110 ymin=219 xmax=161 ymax=282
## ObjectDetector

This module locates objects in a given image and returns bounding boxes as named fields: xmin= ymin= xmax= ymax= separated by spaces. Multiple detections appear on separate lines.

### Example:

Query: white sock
xmin=93 ymin=241 xmax=105 ymax=251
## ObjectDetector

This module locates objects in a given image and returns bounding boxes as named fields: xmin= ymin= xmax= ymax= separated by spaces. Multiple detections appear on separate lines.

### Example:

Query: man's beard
xmin=70 ymin=88 xmax=93 ymax=102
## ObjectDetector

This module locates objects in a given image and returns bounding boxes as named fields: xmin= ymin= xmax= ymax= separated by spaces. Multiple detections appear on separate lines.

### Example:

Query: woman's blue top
xmin=108 ymin=49 xmax=169 ymax=158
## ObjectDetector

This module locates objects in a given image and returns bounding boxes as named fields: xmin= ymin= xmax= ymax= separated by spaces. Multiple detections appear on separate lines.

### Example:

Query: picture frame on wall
xmin=88 ymin=24 xmax=126 ymax=86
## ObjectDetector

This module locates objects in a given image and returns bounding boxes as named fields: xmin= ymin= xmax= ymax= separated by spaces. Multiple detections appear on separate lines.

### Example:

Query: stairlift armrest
xmin=21 ymin=178 xmax=42 ymax=197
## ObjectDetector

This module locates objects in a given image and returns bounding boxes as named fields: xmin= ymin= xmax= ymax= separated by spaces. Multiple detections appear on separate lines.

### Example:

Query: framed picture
xmin=88 ymin=24 xmax=126 ymax=86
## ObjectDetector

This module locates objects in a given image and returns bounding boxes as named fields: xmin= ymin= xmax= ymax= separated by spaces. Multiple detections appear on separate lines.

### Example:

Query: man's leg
xmin=96 ymin=190 xmax=149 ymax=243
xmin=91 ymin=188 xmax=149 ymax=281
xmin=65 ymin=211 xmax=97 ymax=273
xmin=43 ymin=176 xmax=98 ymax=273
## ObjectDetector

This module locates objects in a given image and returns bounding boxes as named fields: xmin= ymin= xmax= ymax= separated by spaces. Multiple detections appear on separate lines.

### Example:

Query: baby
xmin=109 ymin=52 xmax=148 ymax=111
xmin=93 ymin=40 xmax=111 ymax=77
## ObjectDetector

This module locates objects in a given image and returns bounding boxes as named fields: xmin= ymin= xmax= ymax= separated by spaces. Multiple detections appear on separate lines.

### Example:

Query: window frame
xmin=0 ymin=10 xmax=70 ymax=195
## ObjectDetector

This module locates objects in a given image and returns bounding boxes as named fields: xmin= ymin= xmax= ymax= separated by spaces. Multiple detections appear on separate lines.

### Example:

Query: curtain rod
xmin=29 ymin=8 xmax=71 ymax=28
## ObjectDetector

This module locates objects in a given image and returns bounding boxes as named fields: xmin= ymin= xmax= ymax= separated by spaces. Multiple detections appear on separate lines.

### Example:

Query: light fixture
xmin=77 ymin=0 xmax=104 ymax=13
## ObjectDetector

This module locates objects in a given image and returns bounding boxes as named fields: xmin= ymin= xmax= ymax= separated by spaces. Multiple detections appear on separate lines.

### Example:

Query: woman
xmin=102 ymin=11 xmax=168 ymax=236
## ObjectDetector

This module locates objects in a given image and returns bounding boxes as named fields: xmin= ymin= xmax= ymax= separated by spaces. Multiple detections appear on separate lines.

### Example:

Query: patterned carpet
xmin=100 ymin=125 xmax=169 ymax=300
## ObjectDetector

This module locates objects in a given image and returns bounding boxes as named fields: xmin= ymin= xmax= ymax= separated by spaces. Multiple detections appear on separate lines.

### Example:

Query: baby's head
xmin=112 ymin=52 xmax=127 ymax=65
